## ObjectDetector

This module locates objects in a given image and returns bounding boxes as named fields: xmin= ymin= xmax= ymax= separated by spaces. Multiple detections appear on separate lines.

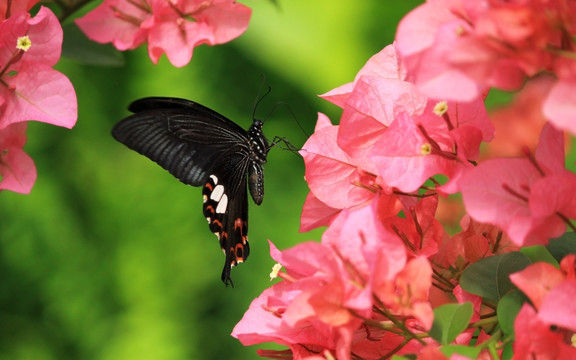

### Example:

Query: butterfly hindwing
xmin=202 ymin=154 xmax=251 ymax=286
xmin=113 ymin=97 xmax=269 ymax=286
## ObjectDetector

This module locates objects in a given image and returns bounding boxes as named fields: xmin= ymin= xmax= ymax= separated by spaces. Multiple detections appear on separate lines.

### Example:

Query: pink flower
xmin=0 ymin=122 xmax=36 ymax=193
xmin=75 ymin=0 xmax=251 ymax=67
xmin=459 ymin=123 xmax=576 ymax=246
xmin=0 ymin=0 xmax=38 ymax=20
xmin=538 ymin=280 xmax=576 ymax=333
xmin=510 ymin=261 xmax=566 ymax=310
xmin=320 ymin=43 xmax=428 ymax=161
xmin=382 ymin=194 xmax=444 ymax=258
xmin=435 ymin=216 xmax=519 ymax=271
xmin=542 ymin=74 xmax=576 ymax=135
xmin=232 ymin=279 xmax=327 ymax=348
xmin=513 ymin=304 xmax=576 ymax=359
xmin=395 ymin=0 xmax=573 ymax=101
xmin=370 ymin=96 xmax=492 ymax=194
xmin=0 ymin=6 xmax=77 ymax=193
xmin=235 ymin=202 xmax=412 ymax=359
xmin=299 ymin=113 xmax=384 ymax=230
xmin=321 ymin=201 xmax=407 ymax=286
xmin=510 ymin=256 xmax=576 ymax=358
xmin=484 ymin=75 xmax=556 ymax=158
xmin=301 ymin=43 xmax=494 ymax=234
xmin=0 ymin=6 xmax=77 ymax=130
xmin=75 ymin=0 xmax=151 ymax=51
xmin=373 ymin=256 xmax=434 ymax=330
xmin=348 ymin=328 xmax=425 ymax=360
xmin=299 ymin=191 xmax=341 ymax=232
xmin=511 ymin=255 xmax=576 ymax=307
xmin=232 ymin=241 xmax=366 ymax=360
xmin=535 ymin=17 xmax=576 ymax=136
xmin=314 ymin=44 xmax=493 ymax=196
xmin=396 ymin=0 xmax=576 ymax=135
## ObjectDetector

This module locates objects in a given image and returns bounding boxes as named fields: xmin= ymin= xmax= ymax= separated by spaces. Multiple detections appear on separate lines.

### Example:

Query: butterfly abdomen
xmin=247 ymin=120 xmax=268 ymax=205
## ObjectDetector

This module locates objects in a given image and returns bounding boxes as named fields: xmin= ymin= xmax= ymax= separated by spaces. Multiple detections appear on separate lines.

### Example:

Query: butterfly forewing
xmin=113 ymin=106 xmax=248 ymax=186
xmin=112 ymin=97 xmax=269 ymax=286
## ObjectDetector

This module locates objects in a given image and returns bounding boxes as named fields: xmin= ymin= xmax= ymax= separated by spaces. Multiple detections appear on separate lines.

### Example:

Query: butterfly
xmin=112 ymin=97 xmax=270 ymax=287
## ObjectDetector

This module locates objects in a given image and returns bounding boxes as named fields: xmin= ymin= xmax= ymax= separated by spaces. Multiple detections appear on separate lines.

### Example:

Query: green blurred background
xmin=0 ymin=1 xmax=421 ymax=359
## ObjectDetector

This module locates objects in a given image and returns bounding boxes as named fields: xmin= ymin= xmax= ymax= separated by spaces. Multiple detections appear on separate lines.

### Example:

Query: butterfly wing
xmin=202 ymin=153 xmax=252 ymax=287
xmin=112 ymin=97 xmax=250 ymax=186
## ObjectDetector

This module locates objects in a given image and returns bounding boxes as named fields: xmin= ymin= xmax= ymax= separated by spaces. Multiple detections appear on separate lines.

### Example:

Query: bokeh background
xmin=0 ymin=1 xmax=423 ymax=359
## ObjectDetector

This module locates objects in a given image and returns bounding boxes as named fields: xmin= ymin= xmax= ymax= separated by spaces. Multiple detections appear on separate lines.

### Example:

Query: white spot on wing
xmin=211 ymin=184 xmax=224 ymax=201
xmin=210 ymin=175 xmax=218 ymax=184
xmin=216 ymin=194 xmax=228 ymax=214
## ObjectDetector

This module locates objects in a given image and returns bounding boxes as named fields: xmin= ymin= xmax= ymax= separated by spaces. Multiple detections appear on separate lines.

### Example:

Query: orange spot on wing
xmin=235 ymin=243 xmax=245 ymax=262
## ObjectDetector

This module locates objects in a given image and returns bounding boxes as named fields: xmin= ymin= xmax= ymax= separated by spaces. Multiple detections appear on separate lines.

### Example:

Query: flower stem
xmin=5 ymin=0 xmax=12 ymax=19
xmin=467 ymin=315 xmax=498 ymax=330
xmin=378 ymin=338 xmax=411 ymax=360
xmin=372 ymin=297 xmax=428 ymax=345
xmin=556 ymin=211 xmax=576 ymax=232
xmin=56 ymin=0 xmax=95 ymax=23
xmin=432 ymin=267 xmax=454 ymax=288
xmin=492 ymin=231 xmax=503 ymax=253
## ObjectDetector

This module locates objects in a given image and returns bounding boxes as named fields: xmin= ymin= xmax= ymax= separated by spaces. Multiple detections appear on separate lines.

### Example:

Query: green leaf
xmin=391 ymin=356 xmax=415 ymax=360
xmin=501 ymin=340 xmax=514 ymax=360
xmin=429 ymin=302 xmax=474 ymax=345
xmin=460 ymin=252 xmax=531 ymax=301
xmin=440 ymin=344 xmax=482 ymax=358
xmin=497 ymin=290 xmax=528 ymax=337
xmin=520 ymin=245 xmax=558 ymax=266
xmin=546 ymin=233 xmax=576 ymax=261
xmin=61 ymin=23 xmax=125 ymax=66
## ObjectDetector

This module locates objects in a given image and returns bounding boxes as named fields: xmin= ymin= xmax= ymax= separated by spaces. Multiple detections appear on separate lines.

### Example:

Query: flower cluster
xmin=75 ymin=0 xmax=252 ymax=67
xmin=396 ymin=0 xmax=576 ymax=135
xmin=510 ymin=255 xmax=576 ymax=358
xmin=232 ymin=1 xmax=576 ymax=358
xmin=0 ymin=4 xmax=77 ymax=193
xmin=460 ymin=124 xmax=576 ymax=247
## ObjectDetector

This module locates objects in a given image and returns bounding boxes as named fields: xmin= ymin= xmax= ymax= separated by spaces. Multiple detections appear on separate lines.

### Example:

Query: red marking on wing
xmin=204 ymin=205 xmax=215 ymax=215
xmin=234 ymin=218 xmax=244 ymax=231
xmin=234 ymin=243 xmax=245 ymax=262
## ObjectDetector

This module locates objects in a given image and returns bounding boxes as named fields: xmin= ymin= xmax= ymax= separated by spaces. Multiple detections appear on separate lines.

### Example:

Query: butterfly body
xmin=112 ymin=97 xmax=269 ymax=286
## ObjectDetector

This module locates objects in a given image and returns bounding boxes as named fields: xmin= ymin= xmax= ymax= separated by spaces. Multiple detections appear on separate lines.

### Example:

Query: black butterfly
xmin=112 ymin=97 xmax=270 ymax=287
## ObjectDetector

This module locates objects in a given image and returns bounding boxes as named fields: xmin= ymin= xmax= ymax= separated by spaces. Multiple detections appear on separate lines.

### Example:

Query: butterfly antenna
xmin=265 ymin=101 xmax=311 ymax=138
xmin=253 ymin=75 xmax=272 ymax=121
